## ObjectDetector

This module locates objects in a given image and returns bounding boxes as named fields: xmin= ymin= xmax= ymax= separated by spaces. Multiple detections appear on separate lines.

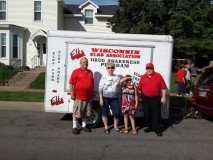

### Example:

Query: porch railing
xmin=31 ymin=55 xmax=39 ymax=69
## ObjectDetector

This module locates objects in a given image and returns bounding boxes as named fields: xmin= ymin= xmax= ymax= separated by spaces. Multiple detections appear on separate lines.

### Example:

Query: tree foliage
xmin=108 ymin=0 xmax=213 ymax=60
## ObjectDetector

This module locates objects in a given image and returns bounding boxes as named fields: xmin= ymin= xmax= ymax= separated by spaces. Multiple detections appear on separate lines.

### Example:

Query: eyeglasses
xmin=107 ymin=67 xmax=115 ymax=69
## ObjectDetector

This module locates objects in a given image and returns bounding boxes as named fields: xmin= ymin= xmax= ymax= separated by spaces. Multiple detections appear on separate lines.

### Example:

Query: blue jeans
xmin=102 ymin=97 xmax=120 ymax=120
xmin=177 ymin=82 xmax=184 ymax=95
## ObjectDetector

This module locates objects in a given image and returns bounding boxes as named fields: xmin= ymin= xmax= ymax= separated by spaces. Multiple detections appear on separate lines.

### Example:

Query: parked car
xmin=191 ymin=68 xmax=213 ymax=116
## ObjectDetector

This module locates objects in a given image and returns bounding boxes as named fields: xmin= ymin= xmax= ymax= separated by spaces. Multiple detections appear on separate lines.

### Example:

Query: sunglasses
xmin=107 ymin=67 xmax=115 ymax=69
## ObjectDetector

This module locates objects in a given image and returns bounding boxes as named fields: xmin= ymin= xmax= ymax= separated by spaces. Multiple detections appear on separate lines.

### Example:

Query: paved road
xmin=0 ymin=104 xmax=213 ymax=160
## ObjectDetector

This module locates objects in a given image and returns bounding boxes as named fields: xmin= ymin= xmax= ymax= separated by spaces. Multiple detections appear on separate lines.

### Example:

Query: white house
xmin=0 ymin=0 xmax=118 ymax=68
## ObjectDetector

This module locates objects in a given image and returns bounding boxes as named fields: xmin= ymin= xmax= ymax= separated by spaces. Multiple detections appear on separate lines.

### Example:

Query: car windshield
xmin=198 ymin=69 xmax=213 ymax=84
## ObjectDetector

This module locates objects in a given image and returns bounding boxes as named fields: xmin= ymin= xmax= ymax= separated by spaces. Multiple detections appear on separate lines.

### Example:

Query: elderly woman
xmin=99 ymin=62 xmax=122 ymax=134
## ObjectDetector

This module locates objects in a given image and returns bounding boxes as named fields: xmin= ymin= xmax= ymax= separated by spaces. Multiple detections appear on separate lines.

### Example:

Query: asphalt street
xmin=0 ymin=104 xmax=213 ymax=160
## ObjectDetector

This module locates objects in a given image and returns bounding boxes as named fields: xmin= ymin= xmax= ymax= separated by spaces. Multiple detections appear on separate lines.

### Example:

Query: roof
xmin=65 ymin=4 xmax=118 ymax=15
xmin=0 ymin=24 xmax=27 ymax=30
xmin=97 ymin=5 xmax=119 ymax=15
xmin=79 ymin=0 xmax=99 ymax=9
xmin=30 ymin=29 xmax=47 ymax=41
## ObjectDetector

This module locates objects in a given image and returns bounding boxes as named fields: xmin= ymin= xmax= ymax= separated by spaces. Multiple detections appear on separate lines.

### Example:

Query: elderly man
xmin=138 ymin=63 xmax=167 ymax=137
xmin=69 ymin=57 xmax=94 ymax=134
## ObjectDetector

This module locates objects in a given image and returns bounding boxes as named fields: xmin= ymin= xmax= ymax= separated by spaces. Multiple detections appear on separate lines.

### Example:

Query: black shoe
xmin=73 ymin=127 xmax=80 ymax=134
xmin=144 ymin=128 xmax=152 ymax=133
xmin=82 ymin=126 xmax=92 ymax=132
xmin=155 ymin=131 xmax=163 ymax=137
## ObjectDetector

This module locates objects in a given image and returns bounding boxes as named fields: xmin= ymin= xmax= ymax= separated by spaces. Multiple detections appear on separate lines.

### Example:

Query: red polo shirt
xmin=176 ymin=69 xmax=185 ymax=83
xmin=138 ymin=72 xmax=166 ymax=97
xmin=69 ymin=68 xmax=94 ymax=100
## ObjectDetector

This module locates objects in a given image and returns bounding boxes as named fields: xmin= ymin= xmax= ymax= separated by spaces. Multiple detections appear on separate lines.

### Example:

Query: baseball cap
xmin=146 ymin=63 xmax=154 ymax=69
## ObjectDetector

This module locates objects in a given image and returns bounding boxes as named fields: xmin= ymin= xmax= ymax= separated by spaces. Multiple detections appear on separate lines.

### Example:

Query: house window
xmin=0 ymin=33 xmax=6 ymax=58
xmin=34 ymin=1 xmax=41 ymax=21
xmin=85 ymin=9 xmax=93 ymax=24
xmin=13 ymin=34 xmax=18 ymax=58
xmin=0 ymin=0 xmax=6 ymax=20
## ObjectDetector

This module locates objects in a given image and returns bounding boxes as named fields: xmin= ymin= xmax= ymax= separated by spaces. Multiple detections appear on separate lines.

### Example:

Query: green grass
xmin=170 ymin=72 xmax=178 ymax=93
xmin=0 ymin=91 xmax=44 ymax=102
xmin=29 ymin=72 xmax=45 ymax=89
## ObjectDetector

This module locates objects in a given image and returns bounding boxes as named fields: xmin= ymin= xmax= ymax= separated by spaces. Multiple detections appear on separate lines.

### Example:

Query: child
xmin=120 ymin=75 xmax=139 ymax=135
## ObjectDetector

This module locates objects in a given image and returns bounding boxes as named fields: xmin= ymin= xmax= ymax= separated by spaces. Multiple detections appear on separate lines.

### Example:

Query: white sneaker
xmin=186 ymin=93 xmax=189 ymax=96
xmin=190 ymin=92 xmax=193 ymax=95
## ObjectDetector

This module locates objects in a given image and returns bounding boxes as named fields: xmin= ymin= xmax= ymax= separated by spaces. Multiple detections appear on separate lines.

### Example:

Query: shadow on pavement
xmin=61 ymin=113 xmax=72 ymax=121
xmin=59 ymin=109 xmax=212 ymax=133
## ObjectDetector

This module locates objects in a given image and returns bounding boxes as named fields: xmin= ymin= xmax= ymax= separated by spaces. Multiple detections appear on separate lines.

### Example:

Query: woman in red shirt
xmin=176 ymin=64 xmax=185 ymax=97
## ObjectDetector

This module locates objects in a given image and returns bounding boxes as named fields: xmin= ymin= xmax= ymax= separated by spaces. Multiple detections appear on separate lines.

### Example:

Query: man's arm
xmin=69 ymin=84 xmax=76 ymax=100
xmin=200 ymin=65 xmax=213 ymax=72
xmin=161 ymin=89 xmax=166 ymax=105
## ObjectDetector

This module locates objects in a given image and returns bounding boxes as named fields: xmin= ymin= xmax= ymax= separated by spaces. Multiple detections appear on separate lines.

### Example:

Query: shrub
xmin=0 ymin=62 xmax=6 ymax=67
xmin=18 ymin=66 xmax=30 ymax=71
xmin=2 ymin=65 xmax=14 ymax=70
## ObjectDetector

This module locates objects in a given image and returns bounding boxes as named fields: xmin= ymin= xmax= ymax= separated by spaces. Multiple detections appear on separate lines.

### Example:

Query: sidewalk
xmin=0 ymin=86 xmax=44 ymax=92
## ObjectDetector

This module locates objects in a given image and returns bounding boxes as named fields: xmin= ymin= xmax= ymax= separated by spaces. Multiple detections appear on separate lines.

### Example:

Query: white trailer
xmin=45 ymin=30 xmax=173 ymax=127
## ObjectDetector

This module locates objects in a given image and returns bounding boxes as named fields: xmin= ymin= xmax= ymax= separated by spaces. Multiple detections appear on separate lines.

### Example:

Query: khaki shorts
xmin=72 ymin=99 xmax=92 ymax=118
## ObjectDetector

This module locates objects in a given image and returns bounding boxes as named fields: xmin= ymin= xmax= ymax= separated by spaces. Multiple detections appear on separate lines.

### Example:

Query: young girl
xmin=120 ymin=75 xmax=139 ymax=135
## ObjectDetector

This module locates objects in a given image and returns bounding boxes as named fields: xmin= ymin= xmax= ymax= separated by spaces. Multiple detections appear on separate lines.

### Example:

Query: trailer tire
xmin=87 ymin=101 xmax=101 ymax=128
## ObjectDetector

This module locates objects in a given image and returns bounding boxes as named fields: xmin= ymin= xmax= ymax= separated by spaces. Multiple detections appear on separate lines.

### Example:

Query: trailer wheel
xmin=87 ymin=102 xmax=101 ymax=128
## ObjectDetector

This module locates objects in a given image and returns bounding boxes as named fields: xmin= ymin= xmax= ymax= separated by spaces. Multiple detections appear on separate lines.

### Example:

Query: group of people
xmin=176 ymin=61 xmax=213 ymax=97
xmin=69 ymin=57 xmax=167 ymax=137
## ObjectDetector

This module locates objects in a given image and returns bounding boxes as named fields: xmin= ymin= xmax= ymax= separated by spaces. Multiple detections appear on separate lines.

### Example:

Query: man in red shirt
xmin=138 ymin=63 xmax=166 ymax=137
xmin=176 ymin=64 xmax=185 ymax=96
xmin=69 ymin=57 xmax=94 ymax=134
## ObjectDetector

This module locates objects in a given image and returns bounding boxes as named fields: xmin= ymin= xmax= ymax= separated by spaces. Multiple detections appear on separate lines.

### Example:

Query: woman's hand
xmin=99 ymin=99 xmax=103 ymax=107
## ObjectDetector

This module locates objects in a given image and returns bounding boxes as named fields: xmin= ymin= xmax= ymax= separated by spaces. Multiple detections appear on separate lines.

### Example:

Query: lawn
xmin=0 ymin=91 xmax=44 ymax=102
xmin=29 ymin=72 xmax=45 ymax=89
xmin=170 ymin=72 xmax=178 ymax=93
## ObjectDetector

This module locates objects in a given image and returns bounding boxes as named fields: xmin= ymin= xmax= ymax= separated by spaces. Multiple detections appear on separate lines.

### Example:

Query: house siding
xmin=0 ymin=0 xmax=62 ymax=67
xmin=65 ymin=17 xmax=112 ymax=32
xmin=64 ymin=3 xmax=113 ymax=33
xmin=0 ymin=0 xmax=116 ymax=68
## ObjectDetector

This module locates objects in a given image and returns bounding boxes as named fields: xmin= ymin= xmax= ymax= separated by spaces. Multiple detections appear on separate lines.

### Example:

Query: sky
xmin=64 ymin=0 xmax=119 ymax=5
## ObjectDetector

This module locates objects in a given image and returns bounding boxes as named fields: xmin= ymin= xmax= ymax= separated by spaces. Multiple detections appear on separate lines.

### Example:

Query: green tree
xmin=109 ymin=0 xmax=175 ymax=34
xmin=109 ymin=0 xmax=213 ymax=61
xmin=167 ymin=0 xmax=213 ymax=60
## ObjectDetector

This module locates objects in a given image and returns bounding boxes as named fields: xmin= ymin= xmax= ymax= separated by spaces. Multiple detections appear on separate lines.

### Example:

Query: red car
xmin=191 ymin=68 xmax=213 ymax=116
